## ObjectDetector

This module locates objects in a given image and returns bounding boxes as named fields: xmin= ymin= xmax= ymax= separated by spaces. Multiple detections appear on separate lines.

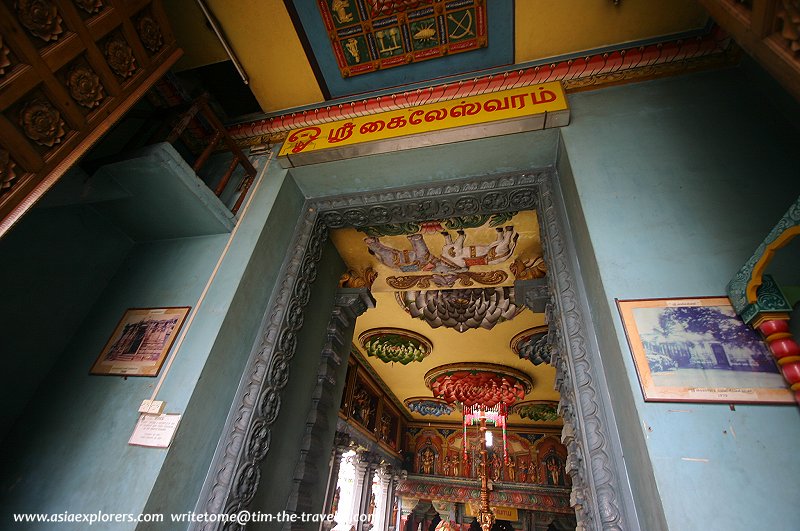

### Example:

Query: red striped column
xmin=757 ymin=318 xmax=800 ymax=403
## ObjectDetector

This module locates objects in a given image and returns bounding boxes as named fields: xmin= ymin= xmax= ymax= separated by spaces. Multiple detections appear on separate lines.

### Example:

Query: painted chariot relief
xmin=317 ymin=0 xmax=488 ymax=77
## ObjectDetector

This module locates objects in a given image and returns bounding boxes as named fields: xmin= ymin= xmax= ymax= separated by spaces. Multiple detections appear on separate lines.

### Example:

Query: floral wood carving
xmin=404 ymin=397 xmax=454 ymax=417
xmin=67 ymin=65 xmax=105 ymax=109
xmin=396 ymin=287 xmax=523 ymax=332
xmin=359 ymin=328 xmax=432 ymax=365
xmin=104 ymin=36 xmax=136 ymax=78
xmin=0 ymin=35 xmax=12 ymax=77
xmin=19 ymin=98 xmax=66 ymax=147
xmin=510 ymin=256 xmax=547 ymax=280
xmin=0 ymin=150 xmax=18 ymax=195
xmin=512 ymin=400 xmax=559 ymax=422
xmin=16 ymin=0 xmax=64 ymax=42
xmin=137 ymin=15 xmax=163 ymax=53
xmin=778 ymin=0 xmax=800 ymax=54
xmin=74 ymin=0 xmax=103 ymax=14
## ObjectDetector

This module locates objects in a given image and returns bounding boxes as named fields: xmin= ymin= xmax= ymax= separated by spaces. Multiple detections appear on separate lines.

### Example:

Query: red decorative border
xmin=227 ymin=25 xmax=732 ymax=143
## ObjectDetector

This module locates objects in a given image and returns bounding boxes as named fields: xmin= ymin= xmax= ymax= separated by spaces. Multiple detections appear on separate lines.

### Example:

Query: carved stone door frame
xmin=194 ymin=169 xmax=640 ymax=531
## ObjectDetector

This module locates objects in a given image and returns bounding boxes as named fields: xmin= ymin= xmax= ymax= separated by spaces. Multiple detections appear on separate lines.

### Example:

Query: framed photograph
xmin=90 ymin=307 xmax=190 ymax=377
xmin=617 ymin=297 xmax=793 ymax=404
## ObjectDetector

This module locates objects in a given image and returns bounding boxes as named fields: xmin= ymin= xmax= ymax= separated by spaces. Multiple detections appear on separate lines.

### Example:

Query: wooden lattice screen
xmin=0 ymin=0 xmax=181 ymax=236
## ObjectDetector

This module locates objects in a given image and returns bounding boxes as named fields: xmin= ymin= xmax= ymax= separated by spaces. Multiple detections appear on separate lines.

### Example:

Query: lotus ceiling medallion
xmin=403 ymin=397 xmax=454 ymax=417
xmin=396 ymin=287 xmax=523 ymax=332
xmin=104 ymin=36 xmax=136 ymax=78
xmin=137 ymin=15 xmax=163 ymax=53
xmin=16 ymin=0 xmax=63 ymax=42
xmin=424 ymin=362 xmax=533 ymax=407
xmin=359 ymin=328 xmax=432 ymax=365
xmin=67 ymin=64 xmax=104 ymax=109
xmin=512 ymin=400 xmax=560 ymax=422
xmin=19 ymin=98 xmax=65 ymax=147
xmin=511 ymin=326 xmax=550 ymax=366
xmin=1 ymin=149 xmax=18 ymax=195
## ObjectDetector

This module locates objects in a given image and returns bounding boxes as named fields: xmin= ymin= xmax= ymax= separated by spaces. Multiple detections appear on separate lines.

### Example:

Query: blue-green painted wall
xmin=558 ymin=68 xmax=800 ymax=531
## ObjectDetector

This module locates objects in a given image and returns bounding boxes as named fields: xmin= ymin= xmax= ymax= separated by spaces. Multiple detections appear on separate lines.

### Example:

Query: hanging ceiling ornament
xmin=359 ymin=328 xmax=432 ymax=365
xmin=511 ymin=325 xmax=550 ymax=365
xmin=395 ymin=287 xmax=524 ymax=333
xmin=403 ymin=397 xmax=455 ymax=417
xmin=511 ymin=400 xmax=560 ymax=422
xmin=424 ymin=362 xmax=533 ymax=407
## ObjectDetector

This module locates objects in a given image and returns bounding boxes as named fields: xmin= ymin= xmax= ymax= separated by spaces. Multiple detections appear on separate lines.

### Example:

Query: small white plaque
xmin=128 ymin=413 xmax=181 ymax=448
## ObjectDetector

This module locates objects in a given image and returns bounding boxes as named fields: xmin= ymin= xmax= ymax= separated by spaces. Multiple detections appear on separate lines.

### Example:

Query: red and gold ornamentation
xmin=424 ymin=363 xmax=532 ymax=407
xmin=19 ymin=98 xmax=66 ymax=147
xmin=67 ymin=64 xmax=105 ymax=109
xmin=104 ymin=36 xmax=136 ymax=78
xmin=16 ymin=0 xmax=63 ymax=42
xmin=757 ymin=318 xmax=800 ymax=403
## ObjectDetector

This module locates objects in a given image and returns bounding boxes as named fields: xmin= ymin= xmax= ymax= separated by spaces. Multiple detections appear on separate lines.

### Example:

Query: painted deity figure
xmin=545 ymin=455 xmax=562 ymax=485
xmin=491 ymin=454 xmax=501 ymax=481
xmin=420 ymin=447 xmax=435 ymax=474
xmin=518 ymin=461 xmax=527 ymax=483
xmin=507 ymin=457 xmax=516 ymax=482
xmin=442 ymin=454 xmax=451 ymax=476
xmin=352 ymin=388 xmax=373 ymax=427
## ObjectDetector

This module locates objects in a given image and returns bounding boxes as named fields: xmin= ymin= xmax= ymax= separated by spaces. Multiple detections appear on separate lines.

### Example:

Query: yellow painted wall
xmin=205 ymin=0 xmax=324 ymax=113
xmin=165 ymin=0 xmax=229 ymax=71
xmin=515 ymin=0 xmax=708 ymax=63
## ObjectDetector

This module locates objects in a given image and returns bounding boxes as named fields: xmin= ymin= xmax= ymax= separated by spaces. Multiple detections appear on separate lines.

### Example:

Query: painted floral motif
xmin=19 ymin=98 xmax=65 ymax=147
xmin=67 ymin=64 xmax=104 ymax=108
xmin=512 ymin=401 xmax=559 ymax=422
xmin=104 ymin=36 xmax=136 ymax=78
xmin=0 ymin=35 xmax=12 ymax=77
xmin=137 ymin=15 xmax=163 ymax=52
xmin=404 ymin=398 xmax=454 ymax=417
xmin=74 ymin=0 xmax=103 ymax=14
xmin=424 ymin=363 xmax=532 ymax=407
xmin=16 ymin=0 xmax=63 ymax=42
xmin=360 ymin=328 xmax=431 ymax=364
xmin=1 ymin=149 xmax=18 ymax=195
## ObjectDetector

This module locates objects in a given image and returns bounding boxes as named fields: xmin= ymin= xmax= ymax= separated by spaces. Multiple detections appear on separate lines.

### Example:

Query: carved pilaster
xmin=286 ymin=289 xmax=375 ymax=530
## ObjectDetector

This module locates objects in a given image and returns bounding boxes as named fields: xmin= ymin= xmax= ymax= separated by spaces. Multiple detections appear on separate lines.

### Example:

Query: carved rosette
xmin=1 ymin=149 xmax=18 ymax=195
xmin=424 ymin=362 xmax=533 ymax=407
xmin=137 ymin=15 xmax=163 ymax=52
xmin=511 ymin=326 xmax=551 ymax=366
xmin=75 ymin=0 xmax=103 ymax=14
xmin=359 ymin=328 xmax=432 ymax=365
xmin=104 ymin=36 xmax=136 ymax=78
xmin=67 ymin=65 xmax=105 ymax=109
xmin=339 ymin=266 xmax=378 ymax=288
xmin=0 ymin=35 xmax=12 ymax=77
xmin=19 ymin=99 xmax=65 ymax=147
xmin=16 ymin=0 xmax=63 ymax=42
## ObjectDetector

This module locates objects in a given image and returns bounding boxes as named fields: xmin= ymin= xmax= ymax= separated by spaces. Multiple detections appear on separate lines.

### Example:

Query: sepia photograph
xmin=90 ymin=307 xmax=190 ymax=377
xmin=617 ymin=297 xmax=793 ymax=404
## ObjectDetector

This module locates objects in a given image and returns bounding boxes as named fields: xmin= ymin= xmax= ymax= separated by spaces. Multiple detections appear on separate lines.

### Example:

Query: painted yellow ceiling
xmin=353 ymin=291 xmax=558 ymax=425
xmin=166 ymin=0 xmax=709 ymax=114
xmin=332 ymin=210 xmax=557 ymax=425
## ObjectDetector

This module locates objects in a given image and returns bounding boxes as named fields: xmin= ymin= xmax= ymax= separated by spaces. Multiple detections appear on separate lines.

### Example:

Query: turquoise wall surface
xmin=559 ymin=68 xmax=800 ymax=531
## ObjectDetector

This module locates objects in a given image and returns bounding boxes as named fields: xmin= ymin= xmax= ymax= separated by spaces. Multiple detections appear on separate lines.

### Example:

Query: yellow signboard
xmin=464 ymin=503 xmax=519 ymax=521
xmin=278 ymin=81 xmax=567 ymax=158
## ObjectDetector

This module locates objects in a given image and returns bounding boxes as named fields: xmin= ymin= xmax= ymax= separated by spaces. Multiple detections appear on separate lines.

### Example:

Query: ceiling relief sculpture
xmin=403 ymin=397 xmax=455 ymax=417
xmin=424 ymin=363 xmax=533 ymax=407
xmin=512 ymin=401 xmax=560 ymax=422
xmin=511 ymin=326 xmax=550 ymax=366
xmin=330 ymin=210 xmax=542 ymax=292
xmin=397 ymin=287 xmax=523 ymax=332
xmin=333 ymin=209 xmax=559 ymax=425
xmin=359 ymin=327 xmax=432 ymax=364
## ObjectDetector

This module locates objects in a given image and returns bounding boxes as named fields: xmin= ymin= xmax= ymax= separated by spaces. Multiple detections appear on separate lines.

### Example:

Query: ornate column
xmin=286 ymin=288 xmax=375 ymax=527
xmin=373 ymin=465 xmax=392 ymax=531
xmin=351 ymin=453 xmax=370 ymax=528
xmin=323 ymin=431 xmax=352 ymax=528
xmin=358 ymin=452 xmax=382 ymax=531
xmin=399 ymin=497 xmax=418 ymax=531
xmin=727 ymin=197 xmax=800 ymax=403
